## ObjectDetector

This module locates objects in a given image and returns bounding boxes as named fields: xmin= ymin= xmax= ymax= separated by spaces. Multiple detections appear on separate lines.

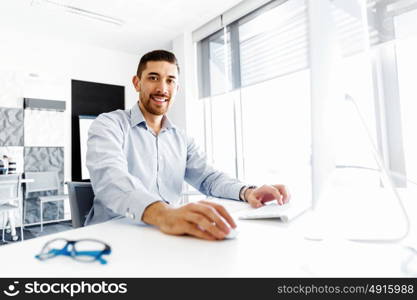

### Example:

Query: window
xmin=194 ymin=0 xmax=417 ymax=207
xmin=240 ymin=71 xmax=311 ymax=201
xmin=198 ymin=29 xmax=233 ymax=97
xmin=197 ymin=0 xmax=312 ymax=207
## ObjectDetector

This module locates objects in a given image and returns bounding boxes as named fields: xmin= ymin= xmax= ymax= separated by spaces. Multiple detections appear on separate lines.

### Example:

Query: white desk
xmin=0 ymin=197 xmax=416 ymax=277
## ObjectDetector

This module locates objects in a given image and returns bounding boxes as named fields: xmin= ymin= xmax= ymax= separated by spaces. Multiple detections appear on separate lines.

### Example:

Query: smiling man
xmin=85 ymin=50 xmax=290 ymax=240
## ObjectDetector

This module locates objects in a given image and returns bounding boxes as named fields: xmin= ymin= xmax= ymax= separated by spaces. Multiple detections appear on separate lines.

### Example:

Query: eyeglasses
xmin=35 ymin=238 xmax=111 ymax=264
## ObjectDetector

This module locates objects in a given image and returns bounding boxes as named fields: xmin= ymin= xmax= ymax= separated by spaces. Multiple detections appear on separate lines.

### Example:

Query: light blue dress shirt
xmin=85 ymin=103 xmax=245 ymax=225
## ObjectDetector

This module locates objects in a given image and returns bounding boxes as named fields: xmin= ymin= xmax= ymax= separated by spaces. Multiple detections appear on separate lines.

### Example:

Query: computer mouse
xmin=224 ymin=228 xmax=238 ymax=239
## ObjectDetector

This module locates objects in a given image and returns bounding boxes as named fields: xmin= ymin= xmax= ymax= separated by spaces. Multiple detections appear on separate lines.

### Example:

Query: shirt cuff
xmin=124 ymin=188 xmax=163 ymax=224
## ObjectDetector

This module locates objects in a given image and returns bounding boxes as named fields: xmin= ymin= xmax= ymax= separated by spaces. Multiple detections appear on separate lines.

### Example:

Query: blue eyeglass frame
xmin=35 ymin=238 xmax=111 ymax=265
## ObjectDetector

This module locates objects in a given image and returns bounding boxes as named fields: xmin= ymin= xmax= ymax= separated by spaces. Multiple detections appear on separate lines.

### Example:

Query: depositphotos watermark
xmin=2 ymin=280 xmax=127 ymax=297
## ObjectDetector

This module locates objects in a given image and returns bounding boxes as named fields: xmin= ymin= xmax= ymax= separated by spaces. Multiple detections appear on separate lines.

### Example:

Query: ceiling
xmin=0 ymin=0 xmax=244 ymax=54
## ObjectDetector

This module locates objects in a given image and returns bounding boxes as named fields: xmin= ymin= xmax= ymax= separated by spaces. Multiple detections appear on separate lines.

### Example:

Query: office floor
xmin=0 ymin=221 xmax=73 ymax=246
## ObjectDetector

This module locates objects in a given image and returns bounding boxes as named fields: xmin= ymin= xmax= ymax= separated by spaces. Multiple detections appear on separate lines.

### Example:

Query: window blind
xmin=198 ymin=0 xmax=310 ymax=97
xmin=239 ymin=0 xmax=309 ymax=87
xmin=331 ymin=0 xmax=381 ymax=57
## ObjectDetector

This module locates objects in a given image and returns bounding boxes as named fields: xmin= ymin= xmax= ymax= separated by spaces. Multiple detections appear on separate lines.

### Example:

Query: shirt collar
xmin=130 ymin=103 xmax=176 ymax=130
xmin=130 ymin=102 xmax=146 ymax=128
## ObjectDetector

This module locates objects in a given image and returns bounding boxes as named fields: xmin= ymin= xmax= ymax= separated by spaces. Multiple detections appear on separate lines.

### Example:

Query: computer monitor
xmin=305 ymin=0 xmax=410 ymax=242
xmin=306 ymin=94 xmax=409 ymax=242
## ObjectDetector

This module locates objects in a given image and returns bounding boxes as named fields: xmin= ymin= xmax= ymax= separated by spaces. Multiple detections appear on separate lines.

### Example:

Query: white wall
xmin=170 ymin=32 xmax=196 ymax=133
xmin=0 ymin=28 xmax=142 ymax=183
xmin=171 ymin=31 xmax=210 ymax=144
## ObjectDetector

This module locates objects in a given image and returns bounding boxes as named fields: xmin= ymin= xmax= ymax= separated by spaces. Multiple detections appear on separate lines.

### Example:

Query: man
xmin=86 ymin=50 xmax=290 ymax=240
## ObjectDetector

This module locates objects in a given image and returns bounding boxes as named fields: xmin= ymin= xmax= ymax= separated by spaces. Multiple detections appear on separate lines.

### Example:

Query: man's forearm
xmin=142 ymin=201 xmax=171 ymax=226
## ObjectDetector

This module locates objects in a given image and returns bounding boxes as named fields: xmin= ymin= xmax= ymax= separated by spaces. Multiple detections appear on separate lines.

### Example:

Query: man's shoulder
xmin=94 ymin=109 xmax=130 ymax=127
xmin=172 ymin=125 xmax=186 ymax=137
xmin=88 ymin=109 xmax=131 ymax=137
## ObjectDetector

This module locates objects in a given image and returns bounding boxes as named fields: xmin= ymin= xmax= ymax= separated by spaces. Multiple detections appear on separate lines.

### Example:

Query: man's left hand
xmin=245 ymin=184 xmax=290 ymax=208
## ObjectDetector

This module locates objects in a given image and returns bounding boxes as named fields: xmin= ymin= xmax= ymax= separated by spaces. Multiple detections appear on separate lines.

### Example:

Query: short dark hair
xmin=136 ymin=50 xmax=180 ymax=78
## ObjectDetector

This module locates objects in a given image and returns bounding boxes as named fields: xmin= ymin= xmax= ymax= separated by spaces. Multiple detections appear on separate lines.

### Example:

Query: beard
xmin=140 ymin=93 xmax=169 ymax=116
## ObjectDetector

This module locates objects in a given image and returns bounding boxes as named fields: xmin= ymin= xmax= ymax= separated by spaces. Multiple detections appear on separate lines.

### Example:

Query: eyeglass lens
xmin=37 ymin=239 xmax=109 ymax=263
xmin=73 ymin=240 xmax=107 ymax=262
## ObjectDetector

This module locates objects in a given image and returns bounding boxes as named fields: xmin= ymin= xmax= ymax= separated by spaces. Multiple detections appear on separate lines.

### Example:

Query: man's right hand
xmin=142 ymin=200 xmax=236 ymax=241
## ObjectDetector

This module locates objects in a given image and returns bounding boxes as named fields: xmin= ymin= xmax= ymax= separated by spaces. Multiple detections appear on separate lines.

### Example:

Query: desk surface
xmin=0 ymin=197 xmax=416 ymax=278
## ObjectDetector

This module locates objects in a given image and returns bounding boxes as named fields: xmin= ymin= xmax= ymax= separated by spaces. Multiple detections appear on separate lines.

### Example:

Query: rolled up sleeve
xmin=184 ymin=137 xmax=245 ymax=201
xmin=87 ymin=114 xmax=162 ymax=222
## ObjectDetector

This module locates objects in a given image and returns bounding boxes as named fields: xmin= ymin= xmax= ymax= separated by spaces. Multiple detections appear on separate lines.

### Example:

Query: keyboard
xmin=238 ymin=202 xmax=292 ymax=221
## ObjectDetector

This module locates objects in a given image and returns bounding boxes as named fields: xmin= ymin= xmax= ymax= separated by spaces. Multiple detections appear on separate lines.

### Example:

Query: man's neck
xmin=138 ymin=101 xmax=163 ymax=134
